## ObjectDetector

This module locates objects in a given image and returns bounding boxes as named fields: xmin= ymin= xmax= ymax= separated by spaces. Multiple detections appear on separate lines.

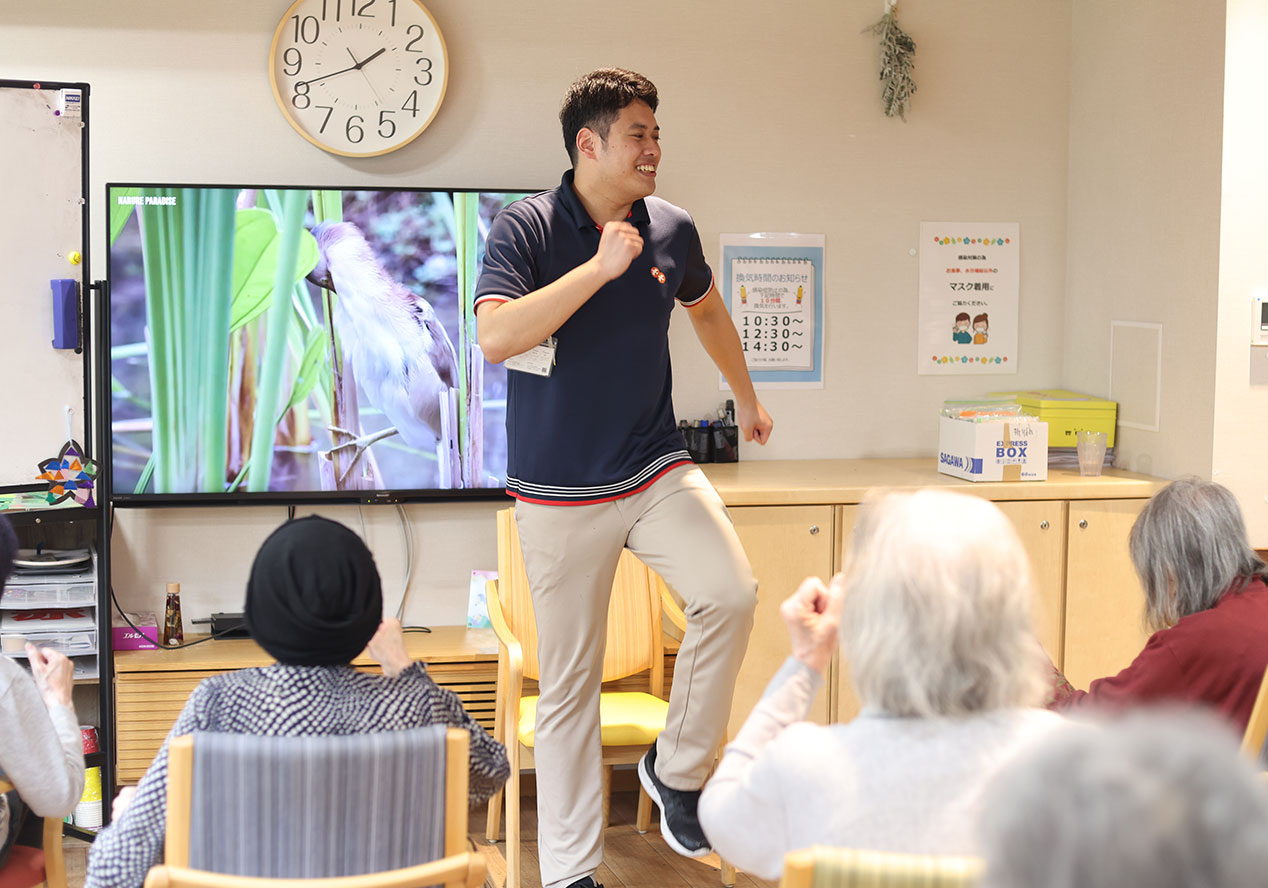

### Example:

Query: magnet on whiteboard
xmin=909 ymin=247 xmax=917 ymax=256
xmin=68 ymin=251 xmax=82 ymax=266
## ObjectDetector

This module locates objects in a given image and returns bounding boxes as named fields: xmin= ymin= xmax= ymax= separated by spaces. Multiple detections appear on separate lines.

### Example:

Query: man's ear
xmin=576 ymin=126 xmax=600 ymax=162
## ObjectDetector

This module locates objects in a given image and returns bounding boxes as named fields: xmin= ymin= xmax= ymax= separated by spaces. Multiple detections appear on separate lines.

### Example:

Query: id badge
xmin=504 ymin=336 xmax=556 ymax=377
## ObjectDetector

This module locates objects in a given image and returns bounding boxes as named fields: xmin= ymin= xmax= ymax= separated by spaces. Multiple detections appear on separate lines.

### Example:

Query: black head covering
xmin=245 ymin=516 xmax=382 ymax=666
xmin=0 ymin=515 xmax=16 ymax=587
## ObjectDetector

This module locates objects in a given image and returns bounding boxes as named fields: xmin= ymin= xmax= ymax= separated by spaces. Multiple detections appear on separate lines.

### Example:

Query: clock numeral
xmin=321 ymin=0 xmax=341 ymax=21
xmin=414 ymin=57 xmax=433 ymax=86
xmin=292 ymin=81 xmax=312 ymax=110
xmin=290 ymin=14 xmax=320 ymax=44
xmin=354 ymin=0 xmax=377 ymax=17
xmin=315 ymin=105 xmax=335 ymax=134
xmin=378 ymin=110 xmax=396 ymax=138
xmin=387 ymin=0 xmax=396 ymax=27
xmin=346 ymin=114 xmax=365 ymax=144
xmin=401 ymin=90 xmax=419 ymax=117
xmin=283 ymin=47 xmax=302 ymax=77
xmin=405 ymin=24 xmax=425 ymax=51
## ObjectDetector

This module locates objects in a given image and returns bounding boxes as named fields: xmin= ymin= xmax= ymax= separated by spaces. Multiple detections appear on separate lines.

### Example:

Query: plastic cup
xmin=73 ymin=799 xmax=102 ymax=828
xmin=80 ymin=766 xmax=102 ymax=802
xmin=1076 ymin=430 xmax=1108 ymax=476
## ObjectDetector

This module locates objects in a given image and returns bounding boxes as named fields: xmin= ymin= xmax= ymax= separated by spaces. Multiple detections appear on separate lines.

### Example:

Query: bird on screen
xmin=306 ymin=221 xmax=458 ymax=477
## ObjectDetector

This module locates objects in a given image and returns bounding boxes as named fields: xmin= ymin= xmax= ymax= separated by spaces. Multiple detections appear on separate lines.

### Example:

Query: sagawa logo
xmin=939 ymin=452 xmax=984 ymax=474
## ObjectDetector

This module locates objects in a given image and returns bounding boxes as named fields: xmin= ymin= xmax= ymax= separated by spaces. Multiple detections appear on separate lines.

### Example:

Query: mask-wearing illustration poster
xmin=919 ymin=222 xmax=1019 ymax=375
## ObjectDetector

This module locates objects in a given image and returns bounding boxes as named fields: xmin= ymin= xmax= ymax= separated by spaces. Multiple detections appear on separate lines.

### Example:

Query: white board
xmin=0 ymin=83 xmax=89 ymax=488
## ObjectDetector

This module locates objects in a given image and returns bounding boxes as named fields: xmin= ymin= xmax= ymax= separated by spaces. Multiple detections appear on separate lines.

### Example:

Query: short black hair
xmin=559 ymin=67 xmax=659 ymax=166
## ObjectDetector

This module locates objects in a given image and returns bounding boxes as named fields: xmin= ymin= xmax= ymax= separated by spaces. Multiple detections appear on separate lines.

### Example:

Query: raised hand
xmin=27 ymin=643 xmax=74 ymax=708
xmin=778 ymin=573 xmax=846 ymax=675
xmin=367 ymin=618 xmax=413 ymax=678
xmin=593 ymin=221 xmax=643 ymax=282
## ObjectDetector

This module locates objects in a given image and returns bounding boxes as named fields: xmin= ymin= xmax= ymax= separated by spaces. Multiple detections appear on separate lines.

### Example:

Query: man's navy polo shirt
xmin=474 ymin=170 xmax=713 ymax=505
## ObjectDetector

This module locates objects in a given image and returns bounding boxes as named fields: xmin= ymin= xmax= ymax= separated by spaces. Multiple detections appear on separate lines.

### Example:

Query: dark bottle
xmin=162 ymin=582 xmax=184 ymax=646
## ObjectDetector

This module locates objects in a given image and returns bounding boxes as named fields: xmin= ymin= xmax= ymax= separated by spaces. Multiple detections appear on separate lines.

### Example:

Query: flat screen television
xmin=106 ymin=182 xmax=533 ymax=504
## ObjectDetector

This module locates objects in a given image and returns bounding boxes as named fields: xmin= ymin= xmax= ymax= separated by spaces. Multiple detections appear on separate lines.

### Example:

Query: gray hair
xmin=980 ymin=709 xmax=1268 ymax=888
xmin=841 ymin=489 xmax=1048 ymax=717
xmin=1130 ymin=478 xmax=1267 ymax=630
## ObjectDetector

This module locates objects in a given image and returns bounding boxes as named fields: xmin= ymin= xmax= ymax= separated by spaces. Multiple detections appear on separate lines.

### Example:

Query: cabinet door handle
xmin=1078 ymin=519 xmax=1088 ymax=530
xmin=809 ymin=525 xmax=820 ymax=535
xmin=1039 ymin=520 xmax=1049 ymax=531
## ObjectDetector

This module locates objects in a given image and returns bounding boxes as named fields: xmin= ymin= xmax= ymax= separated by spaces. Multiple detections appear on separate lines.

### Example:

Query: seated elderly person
xmin=0 ymin=515 xmax=86 ymax=864
xmin=85 ymin=515 xmax=509 ymax=888
xmin=1051 ymin=479 xmax=1268 ymax=732
xmin=698 ymin=489 xmax=1063 ymax=880
xmin=979 ymin=709 xmax=1268 ymax=888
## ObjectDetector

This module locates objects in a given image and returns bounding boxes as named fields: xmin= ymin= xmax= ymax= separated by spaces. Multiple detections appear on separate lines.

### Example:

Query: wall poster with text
xmin=719 ymin=233 xmax=824 ymax=389
xmin=918 ymin=222 xmax=1019 ymax=375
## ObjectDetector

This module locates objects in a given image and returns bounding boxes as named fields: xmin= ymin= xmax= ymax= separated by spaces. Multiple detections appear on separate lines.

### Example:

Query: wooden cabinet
xmin=833 ymin=506 xmax=859 ymax=723
xmin=727 ymin=505 xmax=835 ymax=739
xmin=114 ymin=628 xmax=676 ymax=785
xmin=992 ymin=499 xmax=1068 ymax=667
xmin=1063 ymin=499 xmax=1151 ymax=689
xmin=114 ymin=628 xmax=502 ymax=784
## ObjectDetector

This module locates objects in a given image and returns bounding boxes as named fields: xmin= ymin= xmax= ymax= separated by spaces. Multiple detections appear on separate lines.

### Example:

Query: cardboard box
xmin=937 ymin=416 xmax=1049 ymax=482
xmin=987 ymin=389 xmax=1117 ymax=448
xmin=111 ymin=612 xmax=159 ymax=650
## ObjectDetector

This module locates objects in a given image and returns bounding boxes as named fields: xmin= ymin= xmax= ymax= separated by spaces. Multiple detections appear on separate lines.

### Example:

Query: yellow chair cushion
xmin=517 ymin=692 xmax=670 ymax=748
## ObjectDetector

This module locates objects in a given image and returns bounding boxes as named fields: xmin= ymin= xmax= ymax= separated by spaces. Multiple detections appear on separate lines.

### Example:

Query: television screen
xmin=106 ymin=183 xmax=531 ymax=503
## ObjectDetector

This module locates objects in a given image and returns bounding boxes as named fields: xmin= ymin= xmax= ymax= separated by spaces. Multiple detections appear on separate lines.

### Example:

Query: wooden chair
xmin=1241 ymin=663 xmax=1268 ymax=768
xmin=0 ymin=779 xmax=67 ymax=888
xmin=484 ymin=507 xmax=735 ymax=888
xmin=142 ymin=726 xmax=484 ymax=888
xmin=778 ymin=846 xmax=983 ymax=888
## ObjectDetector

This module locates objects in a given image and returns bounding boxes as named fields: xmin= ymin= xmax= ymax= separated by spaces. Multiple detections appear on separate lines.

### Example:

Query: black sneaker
xmin=564 ymin=878 xmax=602 ymax=888
xmin=638 ymin=742 xmax=712 ymax=858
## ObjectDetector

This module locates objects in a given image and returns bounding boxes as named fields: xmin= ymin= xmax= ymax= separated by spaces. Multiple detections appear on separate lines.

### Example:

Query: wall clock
xmin=269 ymin=0 xmax=448 ymax=157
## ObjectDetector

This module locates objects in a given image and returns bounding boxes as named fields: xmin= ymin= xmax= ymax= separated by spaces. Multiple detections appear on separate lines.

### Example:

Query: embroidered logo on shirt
xmin=650 ymin=266 xmax=667 ymax=284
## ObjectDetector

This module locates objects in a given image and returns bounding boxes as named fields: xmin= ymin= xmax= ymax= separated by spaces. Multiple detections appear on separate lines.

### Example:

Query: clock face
xmin=269 ymin=0 xmax=448 ymax=157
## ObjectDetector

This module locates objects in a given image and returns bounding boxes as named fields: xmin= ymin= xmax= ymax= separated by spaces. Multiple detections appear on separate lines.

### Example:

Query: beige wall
xmin=3 ymin=0 xmax=1074 ymax=622
xmin=1214 ymin=0 xmax=1268 ymax=543
xmin=1063 ymin=0 xmax=1225 ymax=481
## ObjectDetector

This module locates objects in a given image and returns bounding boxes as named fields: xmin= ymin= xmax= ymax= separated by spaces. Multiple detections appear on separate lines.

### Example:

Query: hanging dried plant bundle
xmin=865 ymin=2 xmax=917 ymax=120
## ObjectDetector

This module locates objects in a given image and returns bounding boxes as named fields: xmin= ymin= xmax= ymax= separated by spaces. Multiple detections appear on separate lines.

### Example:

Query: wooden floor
xmin=475 ymin=789 xmax=776 ymax=888
xmin=63 ymin=790 xmax=775 ymax=888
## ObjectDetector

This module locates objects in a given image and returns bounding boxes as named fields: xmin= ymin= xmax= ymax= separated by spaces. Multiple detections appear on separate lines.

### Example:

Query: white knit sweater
xmin=0 ymin=655 xmax=86 ymax=838
xmin=699 ymin=657 xmax=1065 ymax=880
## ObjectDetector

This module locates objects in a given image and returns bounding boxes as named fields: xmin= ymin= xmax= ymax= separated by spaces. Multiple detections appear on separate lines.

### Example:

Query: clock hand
xmin=356 ymin=47 xmax=386 ymax=68
xmin=345 ymin=46 xmax=387 ymax=69
xmin=346 ymin=46 xmax=386 ymax=103
xmin=298 ymin=60 xmax=361 ymax=88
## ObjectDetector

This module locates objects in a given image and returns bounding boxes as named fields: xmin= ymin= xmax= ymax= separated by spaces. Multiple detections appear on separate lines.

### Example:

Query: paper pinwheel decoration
xmin=37 ymin=439 xmax=99 ymax=507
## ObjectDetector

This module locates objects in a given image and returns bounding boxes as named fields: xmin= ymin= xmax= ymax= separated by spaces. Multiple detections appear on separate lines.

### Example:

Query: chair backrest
xmin=779 ymin=846 xmax=983 ymax=888
xmin=494 ymin=507 xmax=664 ymax=686
xmin=164 ymin=726 xmax=467 ymax=879
xmin=1241 ymin=663 xmax=1268 ymax=767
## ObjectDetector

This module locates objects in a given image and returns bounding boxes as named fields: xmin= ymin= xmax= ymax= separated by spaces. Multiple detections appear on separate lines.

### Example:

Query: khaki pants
xmin=514 ymin=465 xmax=757 ymax=888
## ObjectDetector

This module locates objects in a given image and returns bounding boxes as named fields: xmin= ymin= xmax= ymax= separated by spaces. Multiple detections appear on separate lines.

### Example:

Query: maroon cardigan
xmin=1051 ymin=577 xmax=1268 ymax=733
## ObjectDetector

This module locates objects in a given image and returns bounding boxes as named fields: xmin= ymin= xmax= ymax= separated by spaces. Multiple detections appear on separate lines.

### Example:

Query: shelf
xmin=0 ymin=499 xmax=100 ymax=527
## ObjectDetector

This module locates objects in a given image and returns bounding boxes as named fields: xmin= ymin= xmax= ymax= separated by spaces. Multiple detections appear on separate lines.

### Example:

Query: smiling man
xmin=474 ymin=68 xmax=771 ymax=888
